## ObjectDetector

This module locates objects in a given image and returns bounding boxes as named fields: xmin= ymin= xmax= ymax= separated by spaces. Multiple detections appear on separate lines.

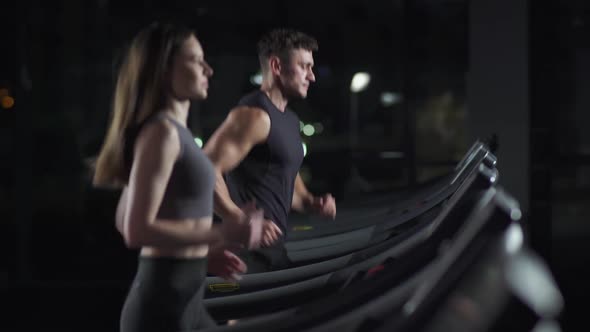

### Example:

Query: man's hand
xmin=243 ymin=201 xmax=282 ymax=247
xmin=221 ymin=201 xmax=282 ymax=249
xmin=261 ymin=219 xmax=283 ymax=247
xmin=311 ymin=193 xmax=337 ymax=219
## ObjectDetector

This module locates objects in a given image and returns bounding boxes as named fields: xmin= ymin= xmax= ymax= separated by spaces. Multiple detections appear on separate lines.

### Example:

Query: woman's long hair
xmin=93 ymin=22 xmax=193 ymax=188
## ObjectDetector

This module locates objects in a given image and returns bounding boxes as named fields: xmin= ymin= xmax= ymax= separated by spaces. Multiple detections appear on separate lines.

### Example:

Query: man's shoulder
xmin=237 ymin=90 xmax=264 ymax=107
xmin=229 ymin=105 xmax=270 ymax=124
xmin=225 ymin=106 xmax=271 ymax=142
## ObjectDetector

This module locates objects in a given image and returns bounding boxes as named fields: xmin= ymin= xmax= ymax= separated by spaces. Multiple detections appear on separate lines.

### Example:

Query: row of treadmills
xmin=201 ymin=140 xmax=564 ymax=332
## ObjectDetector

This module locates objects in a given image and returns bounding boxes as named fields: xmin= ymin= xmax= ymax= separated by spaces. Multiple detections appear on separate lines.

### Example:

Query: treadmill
xmin=205 ymin=146 xmax=496 ymax=296
xmin=205 ymin=159 xmax=496 ymax=299
xmin=200 ymin=186 xmax=538 ymax=332
xmin=202 ymin=164 xmax=498 ymax=322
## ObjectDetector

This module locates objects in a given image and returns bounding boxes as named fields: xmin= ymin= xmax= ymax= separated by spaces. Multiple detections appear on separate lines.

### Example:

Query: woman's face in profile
xmin=169 ymin=35 xmax=214 ymax=101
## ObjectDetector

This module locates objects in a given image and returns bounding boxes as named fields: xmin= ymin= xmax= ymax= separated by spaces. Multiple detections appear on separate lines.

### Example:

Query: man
xmin=204 ymin=28 xmax=336 ymax=273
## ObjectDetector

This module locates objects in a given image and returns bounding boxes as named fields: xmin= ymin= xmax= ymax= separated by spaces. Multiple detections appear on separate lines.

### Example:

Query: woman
xmin=93 ymin=22 xmax=261 ymax=331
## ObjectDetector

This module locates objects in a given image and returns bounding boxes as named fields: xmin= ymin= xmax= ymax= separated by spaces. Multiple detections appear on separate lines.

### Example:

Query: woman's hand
xmin=207 ymin=246 xmax=247 ymax=281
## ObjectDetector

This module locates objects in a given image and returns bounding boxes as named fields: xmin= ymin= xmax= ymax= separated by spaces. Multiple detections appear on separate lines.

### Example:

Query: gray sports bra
xmin=126 ymin=113 xmax=215 ymax=219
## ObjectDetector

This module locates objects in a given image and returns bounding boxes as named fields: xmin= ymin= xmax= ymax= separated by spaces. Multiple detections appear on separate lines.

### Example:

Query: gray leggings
xmin=120 ymin=256 xmax=217 ymax=332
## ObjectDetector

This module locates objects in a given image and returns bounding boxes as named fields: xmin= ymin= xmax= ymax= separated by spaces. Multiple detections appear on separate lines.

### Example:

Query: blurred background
xmin=1 ymin=0 xmax=589 ymax=330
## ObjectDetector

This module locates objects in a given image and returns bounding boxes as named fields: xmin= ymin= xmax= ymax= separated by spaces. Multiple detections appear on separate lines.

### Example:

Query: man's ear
xmin=269 ymin=55 xmax=282 ymax=76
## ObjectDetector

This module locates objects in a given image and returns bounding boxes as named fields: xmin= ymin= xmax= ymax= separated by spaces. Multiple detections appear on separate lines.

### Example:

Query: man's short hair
xmin=257 ymin=29 xmax=318 ymax=67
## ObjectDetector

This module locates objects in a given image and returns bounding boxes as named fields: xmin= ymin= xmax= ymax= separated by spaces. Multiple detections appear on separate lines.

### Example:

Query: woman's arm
xmin=115 ymin=187 xmax=127 ymax=235
xmin=120 ymin=119 xmax=223 ymax=249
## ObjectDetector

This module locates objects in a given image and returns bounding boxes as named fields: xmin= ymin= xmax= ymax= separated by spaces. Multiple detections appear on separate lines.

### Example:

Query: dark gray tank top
xmin=126 ymin=113 xmax=215 ymax=219
xmin=225 ymin=91 xmax=304 ymax=235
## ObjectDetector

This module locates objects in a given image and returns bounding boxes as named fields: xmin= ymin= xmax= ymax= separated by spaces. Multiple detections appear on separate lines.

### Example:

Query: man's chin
xmin=284 ymin=87 xmax=309 ymax=100
xmin=195 ymin=91 xmax=208 ymax=100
